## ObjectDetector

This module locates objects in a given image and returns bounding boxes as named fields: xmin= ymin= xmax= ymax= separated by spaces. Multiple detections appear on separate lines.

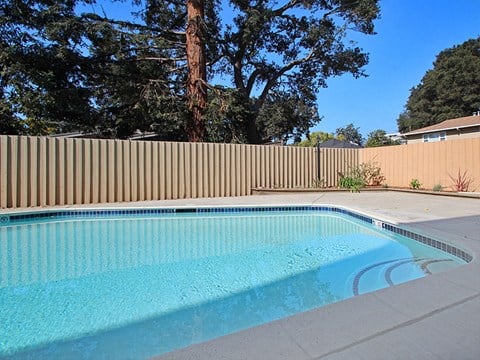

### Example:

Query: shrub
xmin=410 ymin=178 xmax=421 ymax=190
xmin=339 ymin=175 xmax=365 ymax=192
xmin=448 ymin=169 xmax=473 ymax=192
xmin=432 ymin=184 xmax=443 ymax=192
xmin=357 ymin=161 xmax=385 ymax=186
xmin=338 ymin=161 xmax=386 ymax=192
xmin=338 ymin=161 xmax=385 ymax=192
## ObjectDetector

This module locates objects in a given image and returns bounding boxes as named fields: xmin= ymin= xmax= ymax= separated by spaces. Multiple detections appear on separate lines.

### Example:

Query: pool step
xmin=352 ymin=257 xmax=453 ymax=296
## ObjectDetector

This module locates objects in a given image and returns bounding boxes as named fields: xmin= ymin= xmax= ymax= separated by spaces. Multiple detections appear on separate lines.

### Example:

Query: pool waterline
xmin=0 ymin=205 xmax=472 ymax=359
xmin=0 ymin=204 xmax=472 ymax=263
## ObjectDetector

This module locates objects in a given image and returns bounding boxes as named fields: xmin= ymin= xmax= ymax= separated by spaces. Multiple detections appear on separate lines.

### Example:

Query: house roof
xmin=403 ymin=115 xmax=480 ymax=136
xmin=317 ymin=139 xmax=362 ymax=148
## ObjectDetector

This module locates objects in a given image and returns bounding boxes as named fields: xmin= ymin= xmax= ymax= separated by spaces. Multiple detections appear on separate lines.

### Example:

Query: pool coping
xmin=1 ymin=192 xmax=480 ymax=359
xmin=252 ymin=186 xmax=480 ymax=199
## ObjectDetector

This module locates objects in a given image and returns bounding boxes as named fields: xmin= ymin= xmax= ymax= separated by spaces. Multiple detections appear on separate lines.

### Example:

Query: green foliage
xmin=205 ymin=88 xmax=321 ymax=144
xmin=335 ymin=123 xmax=364 ymax=146
xmin=0 ymin=91 xmax=25 ymax=134
xmin=257 ymin=92 xmax=321 ymax=144
xmin=339 ymin=161 xmax=385 ymax=192
xmin=410 ymin=179 xmax=421 ymax=190
xmin=0 ymin=0 xmax=380 ymax=142
xmin=365 ymin=129 xmax=399 ymax=147
xmin=204 ymin=88 xmax=252 ymax=143
xmin=297 ymin=126 xmax=369 ymax=147
xmin=0 ymin=0 xmax=192 ymax=137
xmin=221 ymin=0 xmax=380 ymax=143
xmin=296 ymin=131 xmax=334 ymax=147
xmin=448 ymin=169 xmax=473 ymax=192
xmin=433 ymin=184 xmax=443 ymax=192
xmin=398 ymin=37 xmax=480 ymax=133
xmin=339 ymin=175 xmax=365 ymax=193
xmin=0 ymin=0 xmax=96 ymax=134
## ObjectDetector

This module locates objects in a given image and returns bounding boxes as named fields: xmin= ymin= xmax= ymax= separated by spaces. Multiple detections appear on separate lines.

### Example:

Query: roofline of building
xmin=404 ymin=123 xmax=480 ymax=136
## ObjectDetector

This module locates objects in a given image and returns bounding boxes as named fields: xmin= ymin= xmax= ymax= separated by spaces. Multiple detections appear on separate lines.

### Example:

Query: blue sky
xmin=312 ymin=0 xmax=480 ymax=138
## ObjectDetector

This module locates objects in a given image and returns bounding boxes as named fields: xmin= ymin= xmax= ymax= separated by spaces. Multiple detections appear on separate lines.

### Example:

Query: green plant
xmin=410 ymin=178 xmax=421 ymax=190
xmin=339 ymin=175 xmax=365 ymax=193
xmin=448 ymin=169 xmax=473 ymax=192
xmin=432 ymin=184 xmax=443 ymax=192
xmin=337 ymin=161 xmax=385 ymax=192
xmin=311 ymin=177 xmax=325 ymax=188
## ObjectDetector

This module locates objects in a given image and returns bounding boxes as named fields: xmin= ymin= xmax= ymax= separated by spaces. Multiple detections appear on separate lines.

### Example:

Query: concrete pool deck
xmin=3 ymin=191 xmax=480 ymax=359
xmin=143 ymin=191 xmax=480 ymax=360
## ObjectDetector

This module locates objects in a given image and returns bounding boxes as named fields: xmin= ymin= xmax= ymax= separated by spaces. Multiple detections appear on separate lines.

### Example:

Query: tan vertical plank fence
xmin=2 ymin=135 xmax=479 ymax=210
xmin=317 ymin=148 xmax=360 ymax=187
xmin=361 ymin=138 xmax=480 ymax=191
xmin=0 ymin=136 xmax=317 ymax=209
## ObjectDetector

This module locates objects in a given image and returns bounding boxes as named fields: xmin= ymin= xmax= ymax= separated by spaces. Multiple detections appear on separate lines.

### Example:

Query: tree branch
xmin=206 ymin=53 xmax=225 ymax=68
xmin=135 ymin=56 xmax=187 ymax=63
xmin=256 ymin=48 xmax=316 ymax=109
xmin=82 ymin=14 xmax=186 ymax=39
xmin=271 ymin=0 xmax=303 ymax=17
xmin=245 ymin=68 xmax=261 ymax=95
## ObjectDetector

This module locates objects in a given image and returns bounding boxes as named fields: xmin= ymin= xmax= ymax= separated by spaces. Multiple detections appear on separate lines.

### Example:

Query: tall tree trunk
xmin=185 ymin=0 xmax=207 ymax=142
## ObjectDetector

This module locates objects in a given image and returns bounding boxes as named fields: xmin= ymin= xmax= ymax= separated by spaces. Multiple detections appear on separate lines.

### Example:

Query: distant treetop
xmin=397 ymin=37 xmax=480 ymax=133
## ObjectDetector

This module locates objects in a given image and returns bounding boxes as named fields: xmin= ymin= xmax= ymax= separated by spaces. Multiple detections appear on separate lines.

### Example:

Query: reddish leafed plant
xmin=448 ymin=169 xmax=473 ymax=192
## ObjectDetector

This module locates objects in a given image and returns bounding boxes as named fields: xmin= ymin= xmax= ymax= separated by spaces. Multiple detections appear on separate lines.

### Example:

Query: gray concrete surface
xmin=3 ymin=192 xmax=480 ymax=359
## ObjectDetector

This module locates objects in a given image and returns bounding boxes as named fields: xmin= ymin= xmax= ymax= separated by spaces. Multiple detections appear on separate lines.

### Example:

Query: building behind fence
xmin=0 ymin=135 xmax=478 ymax=209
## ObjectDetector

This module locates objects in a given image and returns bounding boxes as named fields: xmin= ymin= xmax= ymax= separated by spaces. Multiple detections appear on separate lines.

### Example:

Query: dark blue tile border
xmin=0 ymin=206 xmax=471 ymax=263
xmin=380 ymin=221 xmax=472 ymax=263
xmin=2 ymin=208 xmax=175 ymax=224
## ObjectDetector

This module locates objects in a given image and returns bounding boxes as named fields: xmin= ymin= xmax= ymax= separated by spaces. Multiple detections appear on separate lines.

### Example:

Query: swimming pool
xmin=0 ymin=206 xmax=470 ymax=359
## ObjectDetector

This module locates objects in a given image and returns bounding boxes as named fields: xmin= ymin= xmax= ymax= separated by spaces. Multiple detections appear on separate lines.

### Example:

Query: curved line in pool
xmin=352 ymin=257 xmax=413 ymax=296
xmin=383 ymin=258 xmax=427 ymax=286
xmin=420 ymin=258 xmax=454 ymax=275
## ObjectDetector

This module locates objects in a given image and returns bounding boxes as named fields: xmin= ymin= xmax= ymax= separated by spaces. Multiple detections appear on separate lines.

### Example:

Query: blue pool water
xmin=0 ymin=208 xmax=467 ymax=359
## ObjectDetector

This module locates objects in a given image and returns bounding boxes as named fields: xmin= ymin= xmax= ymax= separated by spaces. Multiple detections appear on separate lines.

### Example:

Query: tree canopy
xmin=397 ymin=37 xmax=480 ymax=133
xmin=215 ymin=0 xmax=380 ymax=143
xmin=0 ymin=0 xmax=192 ymax=138
xmin=1 ymin=0 xmax=380 ymax=143
xmin=335 ymin=123 xmax=363 ymax=145
xmin=298 ymin=127 xmax=399 ymax=147
xmin=295 ymin=131 xmax=334 ymax=147
xmin=364 ymin=129 xmax=398 ymax=147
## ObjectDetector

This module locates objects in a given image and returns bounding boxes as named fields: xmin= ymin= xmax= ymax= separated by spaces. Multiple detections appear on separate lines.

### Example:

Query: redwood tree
xmin=185 ymin=0 xmax=207 ymax=142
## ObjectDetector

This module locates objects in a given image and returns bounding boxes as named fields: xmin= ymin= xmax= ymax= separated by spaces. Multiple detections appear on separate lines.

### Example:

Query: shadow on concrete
xmin=398 ymin=215 xmax=480 ymax=242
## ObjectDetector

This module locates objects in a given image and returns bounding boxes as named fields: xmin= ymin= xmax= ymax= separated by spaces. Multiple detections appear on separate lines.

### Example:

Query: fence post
xmin=316 ymin=137 xmax=321 ymax=182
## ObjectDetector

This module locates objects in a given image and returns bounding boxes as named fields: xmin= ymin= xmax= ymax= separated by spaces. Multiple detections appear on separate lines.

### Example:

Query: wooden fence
xmin=2 ymin=136 xmax=349 ymax=208
xmin=361 ymin=137 xmax=480 ymax=191
xmin=1 ymin=135 xmax=478 ymax=209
